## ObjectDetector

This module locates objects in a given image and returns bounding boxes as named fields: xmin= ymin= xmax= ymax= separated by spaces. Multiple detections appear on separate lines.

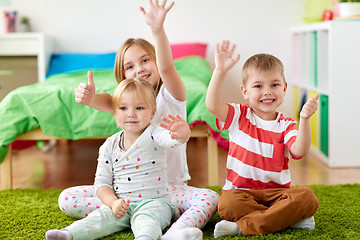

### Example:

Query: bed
xmin=0 ymin=43 xmax=229 ymax=189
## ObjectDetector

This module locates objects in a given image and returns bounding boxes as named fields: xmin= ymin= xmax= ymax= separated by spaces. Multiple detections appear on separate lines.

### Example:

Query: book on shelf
xmin=334 ymin=15 xmax=360 ymax=21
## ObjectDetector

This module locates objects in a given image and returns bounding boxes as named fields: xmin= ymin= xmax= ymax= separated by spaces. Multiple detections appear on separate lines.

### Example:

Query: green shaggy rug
xmin=0 ymin=184 xmax=359 ymax=240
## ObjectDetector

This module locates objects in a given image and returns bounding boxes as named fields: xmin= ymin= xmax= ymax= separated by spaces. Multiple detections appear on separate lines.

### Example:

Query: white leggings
xmin=58 ymin=183 xmax=219 ymax=230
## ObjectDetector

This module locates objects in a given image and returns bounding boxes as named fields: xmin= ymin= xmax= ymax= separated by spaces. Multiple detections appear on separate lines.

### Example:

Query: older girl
xmin=59 ymin=1 xmax=219 ymax=239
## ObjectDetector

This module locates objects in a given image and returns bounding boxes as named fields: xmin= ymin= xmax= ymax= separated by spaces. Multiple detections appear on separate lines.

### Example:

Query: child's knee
xmin=210 ymin=189 xmax=221 ymax=201
xmin=218 ymin=190 xmax=251 ymax=220
xmin=299 ymin=187 xmax=319 ymax=212
xmin=207 ymin=189 xmax=220 ymax=209
xmin=218 ymin=190 xmax=233 ymax=211
xmin=289 ymin=187 xmax=319 ymax=215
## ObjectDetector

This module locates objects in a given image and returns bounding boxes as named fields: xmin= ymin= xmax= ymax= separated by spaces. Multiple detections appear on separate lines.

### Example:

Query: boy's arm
xmin=290 ymin=94 xmax=319 ymax=158
xmin=205 ymin=41 xmax=240 ymax=122
xmin=206 ymin=68 xmax=230 ymax=122
xmin=139 ymin=0 xmax=186 ymax=101
xmin=75 ymin=70 xmax=114 ymax=114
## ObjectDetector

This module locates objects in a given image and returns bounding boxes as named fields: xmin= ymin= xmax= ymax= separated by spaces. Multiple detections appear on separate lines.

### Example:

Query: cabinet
xmin=0 ymin=33 xmax=51 ymax=100
xmin=291 ymin=21 xmax=360 ymax=167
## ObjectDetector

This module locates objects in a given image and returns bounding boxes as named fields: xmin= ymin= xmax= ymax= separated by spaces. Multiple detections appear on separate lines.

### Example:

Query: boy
xmin=205 ymin=41 xmax=319 ymax=237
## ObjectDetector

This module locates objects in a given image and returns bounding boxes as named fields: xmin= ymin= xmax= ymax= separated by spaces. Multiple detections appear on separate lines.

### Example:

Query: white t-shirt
xmin=152 ymin=85 xmax=190 ymax=185
xmin=94 ymin=124 xmax=182 ymax=202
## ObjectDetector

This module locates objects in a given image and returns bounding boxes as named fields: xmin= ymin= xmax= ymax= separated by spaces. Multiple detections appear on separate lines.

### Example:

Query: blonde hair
xmin=242 ymin=53 xmax=285 ymax=85
xmin=112 ymin=78 xmax=157 ymax=115
xmin=114 ymin=38 xmax=162 ymax=95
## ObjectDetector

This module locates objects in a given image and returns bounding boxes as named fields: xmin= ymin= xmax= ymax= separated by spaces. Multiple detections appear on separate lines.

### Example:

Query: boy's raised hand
xmin=215 ymin=40 xmax=240 ymax=73
xmin=159 ymin=114 xmax=190 ymax=143
xmin=139 ymin=0 xmax=174 ymax=31
xmin=300 ymin=93 xmax=319 ymax=119
xmin=75 ymin=70 xmax=96 ymax=106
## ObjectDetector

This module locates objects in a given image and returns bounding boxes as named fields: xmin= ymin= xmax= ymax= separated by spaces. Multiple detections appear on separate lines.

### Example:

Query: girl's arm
xmin=139 ymin=0 xmax=186 ymax=101
xmin=205 ymin=41 xmax=240 ymax=122
xmin=97 ymin=186 xmax=130 ymax=218
xmin=97 ymin=186 xmax=119 ymax=207
xmin=159 ymin=114 xmax=191 ymax=143
xmin=75 ymin=71 xmax=114 ymax=114
xmin=290 ymin=94 xmax=319 ymax=158
xmin=94 ymin=140 xmax=129 ymax=218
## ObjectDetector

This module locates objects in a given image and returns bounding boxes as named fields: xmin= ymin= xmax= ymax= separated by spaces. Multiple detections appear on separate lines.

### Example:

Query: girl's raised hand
xmin=139 ymin=0 xmax=174 ymax=31
xmin=159 ymin=114 xmax=190 ymax=143
xmin=75 ymin=70 xmax=96 ymax=106
xmin=215 ymin=40 xmax=240 ymax=73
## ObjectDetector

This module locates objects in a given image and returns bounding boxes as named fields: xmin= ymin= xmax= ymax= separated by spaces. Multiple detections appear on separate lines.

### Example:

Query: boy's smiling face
xmin=241 ymin=69 xmax=287 ymax=120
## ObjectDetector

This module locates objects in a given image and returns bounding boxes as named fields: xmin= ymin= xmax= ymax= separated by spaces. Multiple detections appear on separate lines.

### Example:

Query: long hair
xmin=114 ymin=38 xmax=162 ymax=95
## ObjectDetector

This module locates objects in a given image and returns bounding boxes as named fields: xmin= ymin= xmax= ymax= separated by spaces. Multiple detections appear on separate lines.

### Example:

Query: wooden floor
xmin=2 ymin=138 xmax=360 ymax=189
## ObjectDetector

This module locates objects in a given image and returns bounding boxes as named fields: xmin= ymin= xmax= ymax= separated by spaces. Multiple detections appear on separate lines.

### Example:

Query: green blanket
xmin=0 ymin=57 xmax=229 ymax=164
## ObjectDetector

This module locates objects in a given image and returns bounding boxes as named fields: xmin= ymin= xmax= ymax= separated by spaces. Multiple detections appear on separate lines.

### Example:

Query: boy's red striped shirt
xmin=217 ymin=103 xmax=300 ymax=191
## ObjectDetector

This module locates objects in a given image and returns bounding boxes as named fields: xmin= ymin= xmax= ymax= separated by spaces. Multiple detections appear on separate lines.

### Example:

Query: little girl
xmin=59 ymin=1 xmax=219 ymax=240
xmin=47 ymin=78 xmax=191 ymax=240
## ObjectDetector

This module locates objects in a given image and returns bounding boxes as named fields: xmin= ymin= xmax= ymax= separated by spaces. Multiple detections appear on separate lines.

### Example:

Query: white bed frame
xmin=0 ymin=124 xmax=219 ymax=189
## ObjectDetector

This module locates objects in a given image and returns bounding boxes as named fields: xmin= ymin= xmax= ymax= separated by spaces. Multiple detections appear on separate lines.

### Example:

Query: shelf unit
xmin=291 ymin=21 xmax=360 ymax=167
xmin=0 ymin=33 xmax=51 ymax=100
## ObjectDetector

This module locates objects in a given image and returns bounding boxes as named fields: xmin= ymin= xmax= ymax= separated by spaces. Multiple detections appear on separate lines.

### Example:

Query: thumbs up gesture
xmin=300 ymin=93 xmax=319 ymax=119
xmin=75 ymin=70 xmax=96 ymax=106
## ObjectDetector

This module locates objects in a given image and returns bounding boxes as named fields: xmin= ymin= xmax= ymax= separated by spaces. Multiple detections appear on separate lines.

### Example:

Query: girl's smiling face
xmin=241 ymin=69 xmax=287 ymax=120
xmin=114 ymin=90 xmax=154 ymax=137
xmin=123 ymin=44 xmax=160 ymax=88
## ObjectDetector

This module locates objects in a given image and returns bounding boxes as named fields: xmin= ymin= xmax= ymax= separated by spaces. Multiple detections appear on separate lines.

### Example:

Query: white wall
xmin=5 ymin=0 xmax=305 ymax=113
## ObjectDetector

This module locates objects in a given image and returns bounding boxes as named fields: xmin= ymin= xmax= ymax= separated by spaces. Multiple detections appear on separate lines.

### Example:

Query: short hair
xmin=112 ymin=78 xmax=157 ymax=115
xmin=242 ymin=53 xmax=285 ymax=85
xmin=114 ymin=38 xmax=162 ymax=95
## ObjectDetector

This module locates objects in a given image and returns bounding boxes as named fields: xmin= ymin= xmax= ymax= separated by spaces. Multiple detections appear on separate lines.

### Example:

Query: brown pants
xmin=218 ymin=187 xmax=319 ymax=236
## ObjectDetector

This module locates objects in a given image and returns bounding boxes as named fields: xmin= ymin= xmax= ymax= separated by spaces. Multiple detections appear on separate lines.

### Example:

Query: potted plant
xmin=20 ymin=16 xmax=31 ymax=32
xmin=338 ymin=0 xmax=360 ymax=17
